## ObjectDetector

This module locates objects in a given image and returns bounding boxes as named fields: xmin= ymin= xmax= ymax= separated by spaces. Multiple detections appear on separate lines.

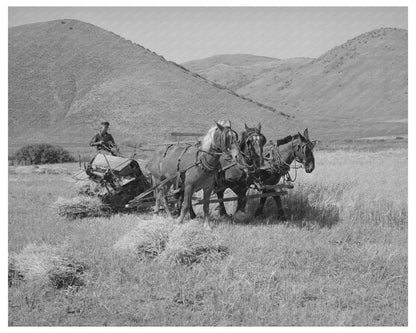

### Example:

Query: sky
xmin=8 ymin=7 xmax=407 ymax=63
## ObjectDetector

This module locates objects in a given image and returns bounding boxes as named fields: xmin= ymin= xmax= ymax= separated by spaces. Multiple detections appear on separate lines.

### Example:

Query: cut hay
xmin=161 ymin=221 xmax=229 ymax=265
xmin=74 ymin=181 xmax=103 ymax=197
xmin=54 ymin=196 xmax=112 ymax=219
xmin=113 ymin=217 xmax=173 ymax=259
xmin=9 ymin=244 xmax=88 ymax=289
xmin=33 ymin=165 xmax=71 ymax=175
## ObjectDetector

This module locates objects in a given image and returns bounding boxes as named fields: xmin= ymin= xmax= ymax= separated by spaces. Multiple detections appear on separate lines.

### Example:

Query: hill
xmin=8 ymin=20 xmax=296 ymax=147
xmin=183 ymin=54 xmax=312 ymax=91
xmin=182 ymin=28 xmax=408 ymax=139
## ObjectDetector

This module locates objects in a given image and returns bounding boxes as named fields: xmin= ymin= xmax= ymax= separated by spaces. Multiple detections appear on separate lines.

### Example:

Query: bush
xmin=12 ymin=143 xmax=75 ymax=165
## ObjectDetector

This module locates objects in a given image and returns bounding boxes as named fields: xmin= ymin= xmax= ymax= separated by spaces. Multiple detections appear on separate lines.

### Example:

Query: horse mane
xmin=200 ymin=126 xmax=217 ymax=151
xmin=200 ymin=120 xmax=232 ymax=150
xmin=276 ymin=134 xmax=299 ymax=146
xmin=239 ymin=130 xmax=250 ymax=150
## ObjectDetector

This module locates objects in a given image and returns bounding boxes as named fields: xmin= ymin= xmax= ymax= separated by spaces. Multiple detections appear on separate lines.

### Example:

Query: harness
xmin=235 ymin=130 xmax=265 ymax=174
xmin=158 ymin=128 xmax=237 ymax=192
xmin=216 ymin=130 xmax=266 ymax=191
xmin=263 ymin=137 xmax=305 ymax=183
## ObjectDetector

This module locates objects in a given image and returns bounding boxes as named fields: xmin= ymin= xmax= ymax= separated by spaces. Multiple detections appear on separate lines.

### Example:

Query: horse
xmin=211 ymin=123 xmax=267 ymax=217
xmin=146 ymin=121 xmax=239 ymax=230
xmin=254 ymin=128 xmax=316 ymax=219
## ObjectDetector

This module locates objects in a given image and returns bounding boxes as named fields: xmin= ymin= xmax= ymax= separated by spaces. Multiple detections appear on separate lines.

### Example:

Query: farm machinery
xmin=71 ymin=132 xmax=295 ymax=216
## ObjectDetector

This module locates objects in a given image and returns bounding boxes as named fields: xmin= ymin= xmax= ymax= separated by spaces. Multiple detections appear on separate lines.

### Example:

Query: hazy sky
xmin=9 ymin=7 xmax=407 ymax=63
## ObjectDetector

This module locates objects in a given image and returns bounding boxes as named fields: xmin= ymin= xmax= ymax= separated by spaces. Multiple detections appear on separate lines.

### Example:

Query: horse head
xmin=241 ymin=122 xmax=267 ymax=168
xmin=292 ymin=128 xmax=316 ymax=173
xmin=212 ymin=121 xmax=240 ymax=161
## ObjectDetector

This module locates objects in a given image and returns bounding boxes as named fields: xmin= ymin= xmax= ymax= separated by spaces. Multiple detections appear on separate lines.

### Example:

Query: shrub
xmin=12 ymin=143 xmax=75 ymax=165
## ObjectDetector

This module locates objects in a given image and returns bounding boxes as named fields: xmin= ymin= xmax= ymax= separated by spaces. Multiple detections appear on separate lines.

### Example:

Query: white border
xmin=2 ymin=2 xmax=412 ymax=332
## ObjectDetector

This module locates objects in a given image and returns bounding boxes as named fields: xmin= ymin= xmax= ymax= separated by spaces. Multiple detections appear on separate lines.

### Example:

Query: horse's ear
xmin=216 ymin=121 xmax=224 ymax=131
xmin=298 ymin=131 xmax=306 ymax=141
xmin=245 ymin=123 xmax=249 ymax=130
xmin=258 ymin=122 xmax=262 ymax=132
xmin=303 ymin=128 xmax=309 ymax=140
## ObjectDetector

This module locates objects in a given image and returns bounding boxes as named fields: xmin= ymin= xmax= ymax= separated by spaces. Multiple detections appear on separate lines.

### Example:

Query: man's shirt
xmin=90 ymin=132 xmax=115 ymax=150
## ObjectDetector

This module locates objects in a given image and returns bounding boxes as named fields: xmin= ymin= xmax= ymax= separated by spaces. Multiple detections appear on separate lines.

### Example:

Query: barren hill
xmin=9 ymin=20 xmax=296 ymax=147
xmin=183 ymin=28 xmax=408 ymax=139
xmin=183 ymin=54 xmax=312 ymax=91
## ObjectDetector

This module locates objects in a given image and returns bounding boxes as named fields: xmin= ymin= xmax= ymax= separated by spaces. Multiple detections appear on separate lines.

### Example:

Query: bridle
xmin=197 ymin=127 xmax=239 ymax=172
xmin=236 ymin=129 xmax=266 ymax=174
xmin=265 ymin=136 xmax=314 ymax=181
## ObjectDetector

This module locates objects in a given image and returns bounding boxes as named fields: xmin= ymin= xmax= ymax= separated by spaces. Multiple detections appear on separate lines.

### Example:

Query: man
xmin=90 ymin=121 xmax=117 ymax=154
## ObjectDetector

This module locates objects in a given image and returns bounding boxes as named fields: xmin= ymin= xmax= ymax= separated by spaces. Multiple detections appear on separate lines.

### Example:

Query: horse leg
xmin=273 ymin=194 xmax=287 ymax=220
xmin=255 ymin=191 xmax=268 ymax=217
xmin=237 ymin=187 xmax=248 ymax=214
xmin=203 ymin=187 xmax=213 ymax=230
xmin=174 ymin=188 xmax=184 ymax=217
xmin=161 ymin=185 xmax=173 ymax=219
xmin=189 ymin=201 xmax=197 ymax=219
xmin=216 ymin=189 xmax=228 ymax=216
xmin=175 ymin=183 xmax=192 ymax=224
xmin=152 ymin=176 xmax=160 ymax=216
xmin=177 ymin=186 xmax=196 ymax=219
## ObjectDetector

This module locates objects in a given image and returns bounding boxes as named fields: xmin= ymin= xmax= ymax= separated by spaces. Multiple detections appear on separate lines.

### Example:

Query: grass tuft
xmin=161 ymin=221 xmax=229 ymax=265
xmin=113 ymin=217 xmax=173 ymax=259
xmin=9 ymin=244 xmax=88 ymax=289
xmin=54 ymin=196 xmax=112 ymax=219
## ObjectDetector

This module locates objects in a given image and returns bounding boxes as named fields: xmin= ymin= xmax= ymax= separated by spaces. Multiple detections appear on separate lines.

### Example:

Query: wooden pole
xmin=192 ymin=191 xmax=288 ymax=206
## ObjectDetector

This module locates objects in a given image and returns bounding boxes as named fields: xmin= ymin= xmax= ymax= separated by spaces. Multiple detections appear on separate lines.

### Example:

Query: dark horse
xmin=146 ymin=121 xmax=239 ymax=230
xmin=254 ymin=128 xmax=316 ymax=219
xmin=215 ymin=128 xmax=316 ymax=219
xmin=213 ymin=123 xmax=267 ymax=216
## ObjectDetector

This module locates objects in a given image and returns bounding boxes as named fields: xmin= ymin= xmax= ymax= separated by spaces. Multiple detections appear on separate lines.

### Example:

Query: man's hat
xmin=101 ymin=121 xmax=110 ymax=126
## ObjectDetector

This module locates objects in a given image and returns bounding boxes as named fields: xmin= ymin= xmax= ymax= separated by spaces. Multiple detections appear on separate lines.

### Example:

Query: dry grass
xmin=113 ymin=218 xmax=229 ymax=264
xmin=9 ymin=244 xmax=88 ymax=289
xmin=161 ymin=221 xmax=229 ymax=265
xmin=54 ymin=196 xmax=112 ymax=219
xmin=8 ymin=146 xmax=407 ymax=326
xmin=113 ymin=217 xmax=173 ymax=259
xmin=74 ymin=181 xmax=103 ymax=197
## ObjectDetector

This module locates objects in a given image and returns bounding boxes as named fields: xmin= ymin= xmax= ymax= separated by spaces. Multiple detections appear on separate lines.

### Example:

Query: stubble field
xmin=8 ymin=144 xmax=407 ymax=326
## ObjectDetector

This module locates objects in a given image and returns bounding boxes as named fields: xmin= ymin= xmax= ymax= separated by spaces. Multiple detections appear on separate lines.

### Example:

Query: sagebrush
xmin=13 ymin=143 xmax=75 ymax=165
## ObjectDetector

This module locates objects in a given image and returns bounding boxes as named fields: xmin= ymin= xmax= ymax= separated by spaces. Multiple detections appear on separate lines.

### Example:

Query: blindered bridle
xmin=197 ymin=127 xmax=239 ymax=172
xmin=264 ymin=136 xmax=311 ymax=182
xmin=235 ymin=129 xmax=266 ymax=173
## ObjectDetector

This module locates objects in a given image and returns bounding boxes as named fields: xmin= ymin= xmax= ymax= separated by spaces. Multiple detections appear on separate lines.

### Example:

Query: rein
xmin=263 ymin=137 xmax=305 ymax=182
xmin=235 ymin=130 xmax=265 ymax=174
xmin=197 ymin=128 xmax=236 ymax=173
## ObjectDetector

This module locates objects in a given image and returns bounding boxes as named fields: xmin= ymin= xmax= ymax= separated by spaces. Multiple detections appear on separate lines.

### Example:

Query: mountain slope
xmin=183 ymin=28 xmax=408 ymax=139
xmin=183 ymin=54 xmax=312 ymax=91
xmin=9 ymin=20 xmax=297 ymax=146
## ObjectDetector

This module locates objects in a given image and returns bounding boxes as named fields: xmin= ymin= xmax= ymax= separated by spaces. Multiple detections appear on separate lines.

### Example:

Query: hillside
xmin=183 ymin=28 xmax=408 ymax=139
xmin=8 ymin=20 xmax=296 ymax=147
xmin=183 ymin=54 xmax=311 ymax=91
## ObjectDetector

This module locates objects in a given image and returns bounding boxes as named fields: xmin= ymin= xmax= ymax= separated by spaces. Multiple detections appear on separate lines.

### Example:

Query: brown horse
xmin=212 ymin=123 xmax=267 ymax=216
xmin=146 ymin=122 xmax=239 ymax=229
xmin=254 ymin=128 xmax=316 ymax=219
